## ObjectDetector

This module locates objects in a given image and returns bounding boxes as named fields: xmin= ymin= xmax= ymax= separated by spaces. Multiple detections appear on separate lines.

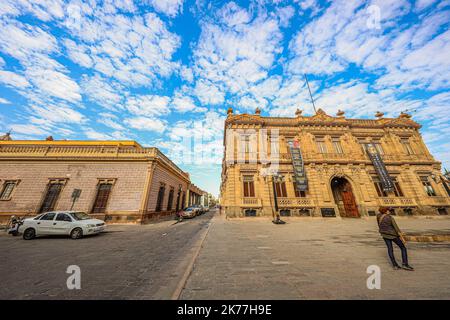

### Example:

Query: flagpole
xmin=304 ymin=74 xmax=317 ymax=114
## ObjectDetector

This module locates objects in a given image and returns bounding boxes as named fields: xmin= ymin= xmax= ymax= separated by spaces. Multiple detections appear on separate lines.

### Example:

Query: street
xmin=1 ymin=210 xmax=450 ymax=299
xmin=0 ymin=211 xmax=213 ymax=299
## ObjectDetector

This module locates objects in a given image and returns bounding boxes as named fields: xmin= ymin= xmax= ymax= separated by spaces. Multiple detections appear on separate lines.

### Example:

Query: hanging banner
xmin=366 ymin=143 xmax=395 ymax=192
xmin=289 ymin=140 xmax=308 ymax=191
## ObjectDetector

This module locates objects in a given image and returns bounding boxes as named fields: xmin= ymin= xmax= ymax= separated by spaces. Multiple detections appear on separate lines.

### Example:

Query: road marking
xmin=257 ymin=246 xmax=272 ymax=249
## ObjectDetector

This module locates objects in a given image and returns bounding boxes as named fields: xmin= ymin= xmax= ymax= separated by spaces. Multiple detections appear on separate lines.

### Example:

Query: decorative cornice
xmin=0 ymin=140 xmax=190 ymax=182
xmin=225 ymin=110 xmax=422 ymax=130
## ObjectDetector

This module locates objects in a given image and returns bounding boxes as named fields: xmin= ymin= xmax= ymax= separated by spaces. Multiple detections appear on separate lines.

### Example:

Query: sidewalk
xmin=181 ymin=216 xmax=450 ymax=299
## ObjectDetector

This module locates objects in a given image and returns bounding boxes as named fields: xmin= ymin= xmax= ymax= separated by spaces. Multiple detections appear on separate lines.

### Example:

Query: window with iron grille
xmin=293 ymin=182 xmax=306 ymax=197
xmin=274 ymin=177 xmax=288 ymax=197
xmin=392 ymin=177 xmax=404 ymax=197
xmin=372 ymin=176 xmax=388 ymax=197
xmin=167 ymin=187 xmax=174 ymax=211
xmin=40 ymin=181 xmax=65 ymax=213
xmin=420 ymin=176 xmax=437 ymax=196
xmin=401 ymin=138 xmax=414 ymax=155
xmin=92 ymin=183 xmax=113 ymax=213
xmin=316 ymin=137 xmax=327 ymax=154
xmin=332 ymin=137 xmax=343 ymax=154
xmin=243 ymin=175 xmax=255 ymax=197
xmin=155 ymin=183 xmax=166 ymax=212
xmin=0 ymin=181 xmax=18 ymax=200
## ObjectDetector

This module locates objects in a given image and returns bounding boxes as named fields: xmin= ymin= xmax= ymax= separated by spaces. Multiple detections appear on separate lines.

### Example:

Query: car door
xmin=36 ymin=212 xmax=57 ymax=235
xmin=53 ymin=213 xmax=74 ymax=235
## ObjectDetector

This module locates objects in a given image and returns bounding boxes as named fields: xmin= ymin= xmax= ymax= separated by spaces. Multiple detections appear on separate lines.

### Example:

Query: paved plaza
xmin=1 ymin=210 xmax=450 ymax=299
xmin=181 ymin=214 xmax=450 ymax=300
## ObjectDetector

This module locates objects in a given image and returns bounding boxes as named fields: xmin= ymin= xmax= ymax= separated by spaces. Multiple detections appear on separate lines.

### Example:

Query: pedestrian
xmin=376 ymin=207 xmax=414 ymax=271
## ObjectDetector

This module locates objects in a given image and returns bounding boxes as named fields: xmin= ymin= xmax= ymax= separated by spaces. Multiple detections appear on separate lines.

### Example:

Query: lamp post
xmin=271 ymin=173 xmax=285 ymax=224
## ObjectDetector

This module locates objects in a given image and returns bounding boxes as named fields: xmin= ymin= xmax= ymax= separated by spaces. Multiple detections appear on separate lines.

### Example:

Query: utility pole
xmin=304 ymin=74 xmax=317 ymax=114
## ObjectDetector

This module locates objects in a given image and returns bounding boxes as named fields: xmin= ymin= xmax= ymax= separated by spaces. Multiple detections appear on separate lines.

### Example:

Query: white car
xmin=20 ymin=211 xmax=106 ymax=240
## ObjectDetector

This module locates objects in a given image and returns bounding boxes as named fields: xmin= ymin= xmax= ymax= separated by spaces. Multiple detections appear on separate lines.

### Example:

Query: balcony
xmin=378 ymin=197 xmax=417 ymax=207
xmin=427 ymin=196 xmax=450 ymax=206
xmin=277 ymin=197 xmax=314 ymax=208
xmin=241 ymin=198 xmax=262 ymax=207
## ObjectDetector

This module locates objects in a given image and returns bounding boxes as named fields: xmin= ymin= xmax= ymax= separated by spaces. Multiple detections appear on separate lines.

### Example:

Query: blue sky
xmin=0 ymin=0 xmax=449 ymax=197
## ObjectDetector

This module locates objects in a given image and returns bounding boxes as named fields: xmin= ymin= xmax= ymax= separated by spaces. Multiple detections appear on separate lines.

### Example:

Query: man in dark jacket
xmin=377 ymin=207 xmax=414 ymax=271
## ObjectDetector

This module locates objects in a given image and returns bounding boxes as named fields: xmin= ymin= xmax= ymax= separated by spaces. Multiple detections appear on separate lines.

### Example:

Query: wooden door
xmin=341 ymin=181 xmax=359 ymax=217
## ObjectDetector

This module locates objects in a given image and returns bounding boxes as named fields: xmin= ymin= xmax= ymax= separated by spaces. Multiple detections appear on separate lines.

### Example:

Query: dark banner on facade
xmin=289 ymin=140 xmax=308 ymax=191
xmin=366 ymin=143 xmax=395 ymax=192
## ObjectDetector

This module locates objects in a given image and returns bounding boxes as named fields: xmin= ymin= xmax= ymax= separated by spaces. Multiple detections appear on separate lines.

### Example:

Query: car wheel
xmin=70 ymin=228 xmax=83 ymax=240
xmin=23 ymin=228 xmax=36 ymax=240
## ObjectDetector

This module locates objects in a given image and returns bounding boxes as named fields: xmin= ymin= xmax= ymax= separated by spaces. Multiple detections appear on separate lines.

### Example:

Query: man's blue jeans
xmin=383 ymin=237 xmax=408 ymax=266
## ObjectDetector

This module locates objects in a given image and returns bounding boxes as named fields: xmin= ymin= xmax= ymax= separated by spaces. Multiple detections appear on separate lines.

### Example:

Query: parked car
xmin=180 ymin=207 xmax=197 ymax=218
xmin=19 ymin=211 xmax=106 ymax=240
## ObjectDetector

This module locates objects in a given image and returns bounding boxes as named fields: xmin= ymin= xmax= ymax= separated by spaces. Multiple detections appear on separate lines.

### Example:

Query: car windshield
xmin=185 ymin=208 xmax=193 ymax=211
xmin=70 ymin=212 xmax=91 ymax=220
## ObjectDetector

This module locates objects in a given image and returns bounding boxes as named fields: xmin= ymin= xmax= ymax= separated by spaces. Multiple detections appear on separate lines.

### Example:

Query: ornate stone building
xmin=220 ymin=108 xmax=450 ymax=218
xmin=0 ymin=138 xmax=206 ymax=224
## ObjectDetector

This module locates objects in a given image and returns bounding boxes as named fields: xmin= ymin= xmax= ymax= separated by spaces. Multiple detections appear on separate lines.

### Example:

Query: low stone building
xmin=220 ymin=108 xmax=450 ymax=218
xmin=0 ymin=138 xmax=205 ymax=224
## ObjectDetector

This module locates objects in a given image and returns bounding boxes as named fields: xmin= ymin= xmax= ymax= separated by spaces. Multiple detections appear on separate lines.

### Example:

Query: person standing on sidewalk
xmin=376 ymin=207 xmax=414 ymax=271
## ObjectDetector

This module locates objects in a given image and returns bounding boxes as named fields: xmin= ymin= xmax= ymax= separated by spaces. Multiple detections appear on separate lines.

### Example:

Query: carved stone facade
xmin=220 ymin=108 xmax=450 ymax=218
xmin=0 ymin=140 xmax=206 ymax=224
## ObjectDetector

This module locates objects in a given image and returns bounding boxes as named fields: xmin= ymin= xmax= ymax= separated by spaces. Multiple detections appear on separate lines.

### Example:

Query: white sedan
xmin=19 ymin=211 xmax=106 ymax=240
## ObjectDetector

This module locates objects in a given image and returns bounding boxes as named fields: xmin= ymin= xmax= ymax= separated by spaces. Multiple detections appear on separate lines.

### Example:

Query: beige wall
xmin=146 ymin=163 xmax=190 ymax=213
xmin=0 ymin=161 xmax=148 ymax=218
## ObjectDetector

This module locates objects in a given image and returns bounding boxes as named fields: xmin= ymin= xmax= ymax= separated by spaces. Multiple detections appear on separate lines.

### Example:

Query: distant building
xmin=220 ymin=108 xmax=450 ymax=218
xmin=0 ymin=139 xmax=206 ymax=224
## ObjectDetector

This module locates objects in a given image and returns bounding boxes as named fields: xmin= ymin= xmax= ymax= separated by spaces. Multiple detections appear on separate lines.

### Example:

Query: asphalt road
xmin=0 ymin=210 xmax=214 ymax=299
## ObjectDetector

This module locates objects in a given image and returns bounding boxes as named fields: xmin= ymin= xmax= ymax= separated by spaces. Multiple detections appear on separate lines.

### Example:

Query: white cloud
xmin=149 ymin=0 xmax=184 ymax=17
xmin=192 ymin=3 xmax=283 ymax=99
xmin=171 ymin=94 xmax=207 ymax=113
xmin=25 ymin=68 xmax=81 ymax=102
xmin=126 ymin=95 xmax=171 ymax=117
xmin=9 ymin=124 xmax=49 ymax=136
xmin=124 ymin=117 xmax=167 ymax=133
xmin=415 ymin=0 xmax=437 ymax=11
xmin=63 ymin=39 xmax=93 ymax=68
xmin=193 ymin=80 xmax=225 ymax=105
xmin=0 ymin=18 xmax=57 ymax=62
xmin=62 ymin=9 xmax=181 ymax=86
xmin=0 ymin=97 xmax=11 ymax=104
xmin=0 ymin=70 xmax=30 ymax=88
xmin=81 ymin=74 xmax=123 ymax=109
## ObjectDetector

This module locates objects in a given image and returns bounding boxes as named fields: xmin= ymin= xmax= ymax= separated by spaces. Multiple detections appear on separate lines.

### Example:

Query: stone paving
xmin=181 ymin=214 xmax=450 ymax=299
xmin=0 ymin=212 xmax=213 ymax=300
xmin=1 ymin=210 xmax=450 ymax=300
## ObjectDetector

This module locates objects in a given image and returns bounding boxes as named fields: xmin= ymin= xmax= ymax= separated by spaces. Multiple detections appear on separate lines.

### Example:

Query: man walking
xmin=377 ymin=207 xmax=414 ymax=271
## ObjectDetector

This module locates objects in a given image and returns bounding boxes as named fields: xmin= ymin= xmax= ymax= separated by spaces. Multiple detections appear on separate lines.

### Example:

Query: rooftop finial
xmin=255 ymin=107 xmax=261 ymax=115
xmin=336 ymin=109 xmax=345 ymax=118
xmin=375 ymin=111 xmax=384 ymax=119
xmin=295 ymin=108 xmax=302 ymax=117
xmin=399 ymin=111 xmax=412 ymax=119
xmin=227 ymin=107 xmax=233 ymax=115
xmin=0 ymin=131 xmax=12 ymax=141
xmin=46 ymin=136 xmax=54 ymax=141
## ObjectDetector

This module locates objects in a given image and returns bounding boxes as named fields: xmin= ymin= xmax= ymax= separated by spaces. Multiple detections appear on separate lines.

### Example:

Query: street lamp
xmin=271 ymin=173 xmax=285 ymax=224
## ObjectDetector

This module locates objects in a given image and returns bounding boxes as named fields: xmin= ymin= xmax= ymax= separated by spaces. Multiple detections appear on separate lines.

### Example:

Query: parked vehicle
xmin=19 ymin=211 xmax=106 ymax=240
xmin=7 ymin=216 xmax=23 ymax=236
xmin=194 ymin=205 xmax=205 ymax=215
xmin=180 ymin=207 xmax=197 ymax=218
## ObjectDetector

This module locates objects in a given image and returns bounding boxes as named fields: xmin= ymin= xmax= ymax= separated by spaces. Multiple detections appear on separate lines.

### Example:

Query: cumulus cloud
xmin=149 ymin=0 xmax=184 ymax=17
xmin=192 ymin=2 xmax=283 ymax=99
xmin=124 ymin=117 xmax=167 ymax=133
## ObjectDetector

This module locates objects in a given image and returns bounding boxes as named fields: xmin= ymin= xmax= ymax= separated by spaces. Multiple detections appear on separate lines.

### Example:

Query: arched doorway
xmin=331 ymin=177 xmax=360 ymax=218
